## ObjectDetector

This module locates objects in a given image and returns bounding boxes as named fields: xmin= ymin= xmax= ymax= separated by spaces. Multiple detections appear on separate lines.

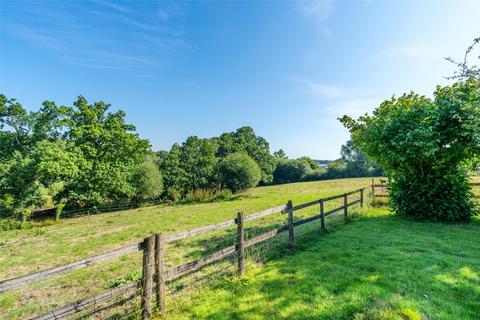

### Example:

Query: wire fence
xmin=1 ymin=188 xmax=369 ymax=320
xmin=7 ymin=180 xmax=479 ymax=319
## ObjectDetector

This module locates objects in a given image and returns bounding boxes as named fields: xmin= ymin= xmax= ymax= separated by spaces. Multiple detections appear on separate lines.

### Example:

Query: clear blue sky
xmin=1 ymin=1 xmax=479 ymax=159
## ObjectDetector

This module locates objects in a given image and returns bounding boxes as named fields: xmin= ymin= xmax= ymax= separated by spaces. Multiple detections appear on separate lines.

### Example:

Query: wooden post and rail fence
xmin=371 ymin=179 xmax=480 ymax=201
xmin=1 ymin=188 xmax=367 ymax=320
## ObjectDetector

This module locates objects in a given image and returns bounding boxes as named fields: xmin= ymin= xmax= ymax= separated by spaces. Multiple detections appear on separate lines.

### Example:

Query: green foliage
xmin=107 ymin=271 xmax=141 ymax=289
xmin=170 ymin=208 xmax=480 ymax=320
xmin=55 ymin=202 xmax=65 ymax=222
xmin=59 ymin=96 xmax=151 ymax=207
xmin=157 ymin=145 xmax=188 ymax=201
xmin=158 ymin=137 xmax=217 ymax=200
xmin=389 ymin=169 xmax=474 ymax=221
xmin=303 ymin=168 xmax=327 ymax=181
xmin=273 ymin=156 xmax=326 ymax=183
xmin=273 ymin=149 xmax=287 ymax=159
xmin=340 ymin=79 xmax=480 ymax=221
xmin=0 ymin=219 xmax=30 ymax=231
xmin=273 ymin=159 xmax=312 ymax=183
xmin=0 ymin=194 xmax=15 ymax=216
xmin=132 ymin=156 xmax=163 ymax=202
xmin=0 ymin=94 xmax=80 ymax=215
xmin=179 ymin=136 xmax=218 ymax=191
xmin=159 ymin=127 xmax=274 ymax=198
xmin=184 ymin=188 xmax=233 ymax=203
xmin=216 ymin=153 xmax=261 ymax=193
xmin=217 ymin=127 xmax=277 ymax=184
xmin=340 ymin=139 xmax=383 ymax=177
xmin=16 ymin=208 xmax=32 ymax=223
xmin=0 ymin=94 xmax=153 ymax=215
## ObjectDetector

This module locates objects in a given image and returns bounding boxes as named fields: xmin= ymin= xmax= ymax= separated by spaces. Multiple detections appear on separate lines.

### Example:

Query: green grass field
xmin=0 ymin=178 xmax=372 ymax=319
xmin=0 ymin=177 xmax=478 ymax=319
xmin=170 ymin=208 xmax=480 ymax=320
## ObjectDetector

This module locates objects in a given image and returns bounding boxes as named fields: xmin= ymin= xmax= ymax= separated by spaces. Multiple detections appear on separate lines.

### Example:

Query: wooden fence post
xmin=141 ymin=236 xmax=155 ymax=319
xmin=154 ymin=233 xmax=166 ymax=315
xmin=320 ymin=199 xmax=325 ymax=232
xmin=287 ymin=200 xmax=294 ymax=250
xmin=371 ymin=178 xmax=375 ymax=202
xmin=236 ymin=211 xmax=245 ymax=275
xmin=343 ymin=194 xmax=348 ymax=223
xmin=360 ymin=189 xmax=364 ymax=208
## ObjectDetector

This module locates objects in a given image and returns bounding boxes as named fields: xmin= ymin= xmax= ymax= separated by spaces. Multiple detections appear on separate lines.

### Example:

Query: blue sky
xmin=1 ymin=0 xmax=479 ymax=159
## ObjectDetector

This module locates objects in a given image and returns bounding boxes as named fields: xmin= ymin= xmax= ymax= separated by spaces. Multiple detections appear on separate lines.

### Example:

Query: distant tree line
xmin=0 ymin=95 xmax=382 ymax=220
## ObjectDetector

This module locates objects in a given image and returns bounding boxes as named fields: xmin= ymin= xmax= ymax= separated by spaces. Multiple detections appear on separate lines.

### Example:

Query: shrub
xmin=389 ymin=169 xmax=475 ymax=221
xmin=16 ymin=208 xmax=32 ymax=223
xmin=184 ymin=188 xmax=233 ymax=203
xmin=303 ymin=169 xmax=326 ymax=181
xmin=217 ymin=153 xmax=261 ymax=193
xmin=340 ymin=79 xmax=480 ymax=221
xmin=273 ymin=159 xmax=311 ymax=184
xmin=0 ymin=219 xmax=28 ymax=231
xmin=132 ymin=157 xmax=163 ymax=202
xmin=55 ymin=202 xmax=65 ymax=222
xmin=0 ymin=194 xmax=15 ymax=217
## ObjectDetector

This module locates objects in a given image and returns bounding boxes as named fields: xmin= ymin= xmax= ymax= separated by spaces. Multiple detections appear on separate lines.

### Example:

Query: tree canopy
xmin=1 ymin=94 xmax=389 ymax=219
xmin=0 ymin=95 xmax=153 ymax=215
xmin=216 ymin=127 xmax=277 ymax=184
xmin=216 ymin=153 xmax=261 ymax=193
xmin=340 ymin=79 xmax=480 ymax=220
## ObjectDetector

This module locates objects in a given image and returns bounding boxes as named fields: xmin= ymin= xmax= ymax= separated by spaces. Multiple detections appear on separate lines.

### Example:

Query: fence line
xmin=28 ymin=187 xmax=366 ymax=320
xmin=34 ymin=281 xmax=141 ymax=320
xmin=0 ymin=204 xmax=287 ymax=292
xmin=371 ymin=179 xmax=480 ymax=201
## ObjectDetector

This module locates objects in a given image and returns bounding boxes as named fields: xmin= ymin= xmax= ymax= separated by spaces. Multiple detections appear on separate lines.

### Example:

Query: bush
xmin=217 ymin=153 xmax=261 ymax=193
xmin=0 ymin=219 xmax=29 ymax=231
xmin=16 ymin=208 xmax=32 ymax=223
xmin=390 ymin=169 xmax=475 ymax=221
xmin=184 ymin=188 xmax=233 ymax=203
xmin=341 ymin=79 xmax=480 ymax=221
xmin=273 ymin=159 xmax=311 ymax=184
xmin=303 ymin=169 xmax=326 ymax=181
xmin=55 ymin=202 xmax=65 ymax=222
xmin=132 ymin=157 xmax=163 ymax=202
xmin=0 ymin=194 xmax=15 ymax=217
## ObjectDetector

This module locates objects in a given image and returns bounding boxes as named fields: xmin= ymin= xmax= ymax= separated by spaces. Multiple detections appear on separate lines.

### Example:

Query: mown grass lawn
xmin=170 ymin=208 xmax=480 ymax=320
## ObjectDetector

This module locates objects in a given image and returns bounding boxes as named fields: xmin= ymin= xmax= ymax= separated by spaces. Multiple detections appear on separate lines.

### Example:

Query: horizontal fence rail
xmin=0 ymin=243 xmax=143 ymax=293
xmin=10 ymin=188 xmax=366 ymax=320
xmin=371 ymin=179 xmax=480 ymax=200
xmin=34 ymin=281 xmax=141 ymax=320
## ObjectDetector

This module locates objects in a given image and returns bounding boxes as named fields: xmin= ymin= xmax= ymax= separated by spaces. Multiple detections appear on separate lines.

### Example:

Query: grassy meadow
xmin=0 ymin=178 xmax=372 ymax=319
xmin=0 ymin=177 xmax=479 ymax=319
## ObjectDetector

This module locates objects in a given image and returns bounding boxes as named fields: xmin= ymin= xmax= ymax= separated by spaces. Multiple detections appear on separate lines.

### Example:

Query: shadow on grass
xmin=171 ymin=210 xmax=480 ymax=320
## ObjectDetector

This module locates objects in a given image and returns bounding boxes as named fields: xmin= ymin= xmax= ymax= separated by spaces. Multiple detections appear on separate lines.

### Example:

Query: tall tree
xmin=157 ymin=145 xmax=188 ymax=201
xmin=273 ymin=149 xmax=287 ymax=159
xmin=58 ymin=96 xmax=151 ymax=207
xmin=340 ymin=140 xmax=383 ymax=177
xmin=179 ymin=136 xmax=218 ymax=191
xmin=0 ymin=96 xmax=79 ymax=214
